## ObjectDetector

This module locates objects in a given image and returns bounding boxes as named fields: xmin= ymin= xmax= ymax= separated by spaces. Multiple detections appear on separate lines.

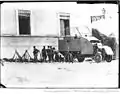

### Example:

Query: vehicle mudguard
xmin=102 ymin=46 xmax=114 ymax=55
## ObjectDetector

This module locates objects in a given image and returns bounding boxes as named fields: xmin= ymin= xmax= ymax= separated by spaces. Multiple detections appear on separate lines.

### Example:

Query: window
xmin=59 ymin=13 xmax=70 ymax=36
xmin=18 ymin=10 xmax=31 ymax=35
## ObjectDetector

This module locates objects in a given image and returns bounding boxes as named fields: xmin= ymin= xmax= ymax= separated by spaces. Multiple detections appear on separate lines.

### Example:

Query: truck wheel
xmin=77 ymin=57 xmax=85 ymax=62
xmin=94 ymin=53 xmax=102 ymax=63
xmin=105 ymin=55 xmax=112 ymax=62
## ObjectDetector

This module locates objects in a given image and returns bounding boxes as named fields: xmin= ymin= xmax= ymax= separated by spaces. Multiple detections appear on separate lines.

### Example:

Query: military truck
xmin=58 ymin=35 xmax=114 ymax=63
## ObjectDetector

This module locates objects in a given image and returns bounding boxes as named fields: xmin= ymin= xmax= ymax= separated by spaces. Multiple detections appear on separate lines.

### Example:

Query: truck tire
xmin=94 ymin=53 xmax=102 ymax=63
xmin=105 ymin=55 xmax=112 ymax=62
xmin=77 ymin=57 xmax=85 ymax=62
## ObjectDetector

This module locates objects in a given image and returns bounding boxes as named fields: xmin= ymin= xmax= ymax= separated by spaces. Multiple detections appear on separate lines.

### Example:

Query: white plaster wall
xmin=1 ymin=2 xmax=92 ymax=36
xmin=1 ymin=7 xmax=59 ymax=36
xmin=31 ymin=9 xmax=58 ymax=36
xmin=1 ymin=6 xmax=17 ymax=35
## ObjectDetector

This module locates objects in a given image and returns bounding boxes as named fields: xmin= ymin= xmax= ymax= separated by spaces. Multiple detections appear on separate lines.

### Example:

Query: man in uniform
xmin=33 ymin=46 xmax=39 ymax=61
xmin=52 ymin=47 xmax=56 ymax=62
xmin=42 ymin=46 xmax=47 ymax=62
xmin=49 ymin=46 xmax=53 ymax=62
xmin=93 ymin=43 xmax=98 ymax=55
xmin=46 ymin=46 xmax=50 ymax=62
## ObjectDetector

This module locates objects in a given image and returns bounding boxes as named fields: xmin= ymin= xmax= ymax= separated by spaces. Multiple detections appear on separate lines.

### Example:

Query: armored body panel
xmin=58 ymin=37 xmax=93 ymax=55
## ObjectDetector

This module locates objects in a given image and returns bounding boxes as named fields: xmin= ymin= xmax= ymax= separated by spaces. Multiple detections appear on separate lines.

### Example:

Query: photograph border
xmin=0 ymin=0 xmax=119 ymax=89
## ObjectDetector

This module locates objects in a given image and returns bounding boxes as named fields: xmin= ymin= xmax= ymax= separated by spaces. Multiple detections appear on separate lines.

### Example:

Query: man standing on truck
xmin=33 ymin=46 xmax=39 ymax=62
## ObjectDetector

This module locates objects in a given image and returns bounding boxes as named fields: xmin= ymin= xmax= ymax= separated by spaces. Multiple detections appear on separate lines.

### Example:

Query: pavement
xmin=1 ymin=59 xmax=119 ymax=88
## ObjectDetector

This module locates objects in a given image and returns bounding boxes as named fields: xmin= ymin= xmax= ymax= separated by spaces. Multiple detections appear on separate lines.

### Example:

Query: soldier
xmin=65 ymin=51 xmax=73 ymax=62
xmin=33 ymin=46 xmax=39 ymax=61
xmin=46 ymin=46 xmax=51 ymax=62
xmin=58 ymin=52 xmax=65 ymax=62
xmin=49 ymin=46 xmax=53 ymax=62
xmin=41 ymin=46 xmax=47 ymax=62
xmin=51 ymin=47 xmax=55 ymax=62
xmin=101 ymin=48 xmax=106 ymax=61
xmin=93 ymin=43 xmax=98 ymax=55
xmin=54 ymin=51 xmax=59 ymax=62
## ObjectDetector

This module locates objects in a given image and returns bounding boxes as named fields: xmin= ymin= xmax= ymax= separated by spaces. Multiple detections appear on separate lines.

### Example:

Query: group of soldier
xmin=33 ymin=46 xmax=64 ymax=62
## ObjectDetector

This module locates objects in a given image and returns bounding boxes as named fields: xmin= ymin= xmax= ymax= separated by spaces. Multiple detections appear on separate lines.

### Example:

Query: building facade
xmin=1 ymin=3 xmax=92 ymax=59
